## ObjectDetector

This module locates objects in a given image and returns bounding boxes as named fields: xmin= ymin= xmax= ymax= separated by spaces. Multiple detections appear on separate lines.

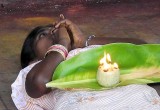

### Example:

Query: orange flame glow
xmin=100 ymin=52 xmax=118 ymax=71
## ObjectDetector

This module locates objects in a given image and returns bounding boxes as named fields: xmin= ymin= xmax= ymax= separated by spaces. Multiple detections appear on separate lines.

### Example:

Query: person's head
xmin=21 ymin=24 xmax=56 ymax=68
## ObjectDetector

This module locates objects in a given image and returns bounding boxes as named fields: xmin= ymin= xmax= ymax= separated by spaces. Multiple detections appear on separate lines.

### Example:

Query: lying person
xmin=11 ymin=15 xmax=160 ymax=110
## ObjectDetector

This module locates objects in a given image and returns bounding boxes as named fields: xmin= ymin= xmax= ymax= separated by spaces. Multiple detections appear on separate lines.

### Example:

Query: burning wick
xmin=97 ymin=52 xmax=120 ymax=87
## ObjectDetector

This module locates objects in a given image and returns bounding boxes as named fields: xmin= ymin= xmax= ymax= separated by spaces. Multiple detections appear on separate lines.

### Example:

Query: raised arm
xmin=25 ymin=26 xmax=71 ymax=98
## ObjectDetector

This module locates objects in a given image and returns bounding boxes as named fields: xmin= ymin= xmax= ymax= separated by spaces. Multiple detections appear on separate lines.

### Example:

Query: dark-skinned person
xmin=11 ymin=15 xmax=160 ymax=110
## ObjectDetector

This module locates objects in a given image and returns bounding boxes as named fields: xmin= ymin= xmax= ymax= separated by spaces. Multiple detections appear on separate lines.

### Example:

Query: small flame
xmin=100 ymin=52 xmax=107 ymax=65
xmin=100 ymin=52 xmax=118 ymax=71
xmin=113 ymin=63 xmax=118 ymax=69
xmin=106 ymin=53 xmax=111 ymax=63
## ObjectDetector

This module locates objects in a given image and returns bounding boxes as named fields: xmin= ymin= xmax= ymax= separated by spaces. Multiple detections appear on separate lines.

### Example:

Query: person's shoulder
xmin=11 ymin=60 xmax=42 ymax=109
xmin=11 ymin=60 xmax=41 ymax=91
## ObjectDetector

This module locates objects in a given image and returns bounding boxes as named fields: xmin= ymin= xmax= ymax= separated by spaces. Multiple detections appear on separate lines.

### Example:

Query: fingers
xmin=60 ymin=14 xmax=65 ymax=20
xmin=55 ymin=19 xmax=72 ymax=29
xmin=51 ymin=14 xmax=65 ymax=31
xmin=51 ymin=14 xmax=65 ymax=34
xmin=57 ymin=14 xmax=69 ymax=38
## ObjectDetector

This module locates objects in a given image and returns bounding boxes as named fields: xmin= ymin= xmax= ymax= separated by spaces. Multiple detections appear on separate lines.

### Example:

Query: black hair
xmin=21 ymin=24 xmax=53 ymax=69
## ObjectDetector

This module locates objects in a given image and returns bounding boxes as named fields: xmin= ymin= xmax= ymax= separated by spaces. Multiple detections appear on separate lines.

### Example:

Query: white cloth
xmin=11 ymin=45 xmax=160 ymax=110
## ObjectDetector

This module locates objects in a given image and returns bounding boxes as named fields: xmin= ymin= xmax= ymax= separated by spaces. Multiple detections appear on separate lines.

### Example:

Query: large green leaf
xmin=46 ymin=43 xmax=160 ymax=90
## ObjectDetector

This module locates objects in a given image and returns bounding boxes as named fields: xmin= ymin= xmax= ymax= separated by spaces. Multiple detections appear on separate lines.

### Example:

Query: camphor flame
xmin=100 ymin=52 xmax=118 ymax=71
xmin=113 ymin=62 xmax=118 ymax=69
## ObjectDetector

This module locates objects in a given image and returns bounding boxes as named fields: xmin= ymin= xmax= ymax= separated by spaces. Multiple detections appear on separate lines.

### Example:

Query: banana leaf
xmin=46 ymin=43 xmax=160 ymax=90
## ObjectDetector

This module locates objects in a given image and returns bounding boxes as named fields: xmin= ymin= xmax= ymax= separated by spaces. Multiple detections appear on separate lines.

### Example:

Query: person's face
xmin=34 ymin=27 xmax=57 ymax=60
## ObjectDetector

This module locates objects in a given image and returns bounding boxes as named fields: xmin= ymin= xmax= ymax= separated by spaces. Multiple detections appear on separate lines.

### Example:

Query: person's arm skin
xmin=55 ymin=19 xmax=87 ymax=48
xmin=25 ymin=27 xmax=71 ymax=98
xmin=88 ymin=37 xmax=147 ymax=45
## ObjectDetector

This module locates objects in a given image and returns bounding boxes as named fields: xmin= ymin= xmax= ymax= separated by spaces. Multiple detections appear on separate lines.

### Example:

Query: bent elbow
xmin=25 ymin=73 xmax=51 ymax=98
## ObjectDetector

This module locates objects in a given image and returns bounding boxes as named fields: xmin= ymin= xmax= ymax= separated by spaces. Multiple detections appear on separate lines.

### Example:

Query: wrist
xmin=58 ymin=40 xmax=71 ymax=51
xmin=44 ymin=44 xmax=69 ymax=60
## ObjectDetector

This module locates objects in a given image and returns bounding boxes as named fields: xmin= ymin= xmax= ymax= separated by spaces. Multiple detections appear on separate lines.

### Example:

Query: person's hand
xmin=55 ymin=19 xmax=87 ymax=49
xmin=52 ymin=15 xmax=71 ymax=51
xmin=55 ymin=26 xmax=71 ymax=51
